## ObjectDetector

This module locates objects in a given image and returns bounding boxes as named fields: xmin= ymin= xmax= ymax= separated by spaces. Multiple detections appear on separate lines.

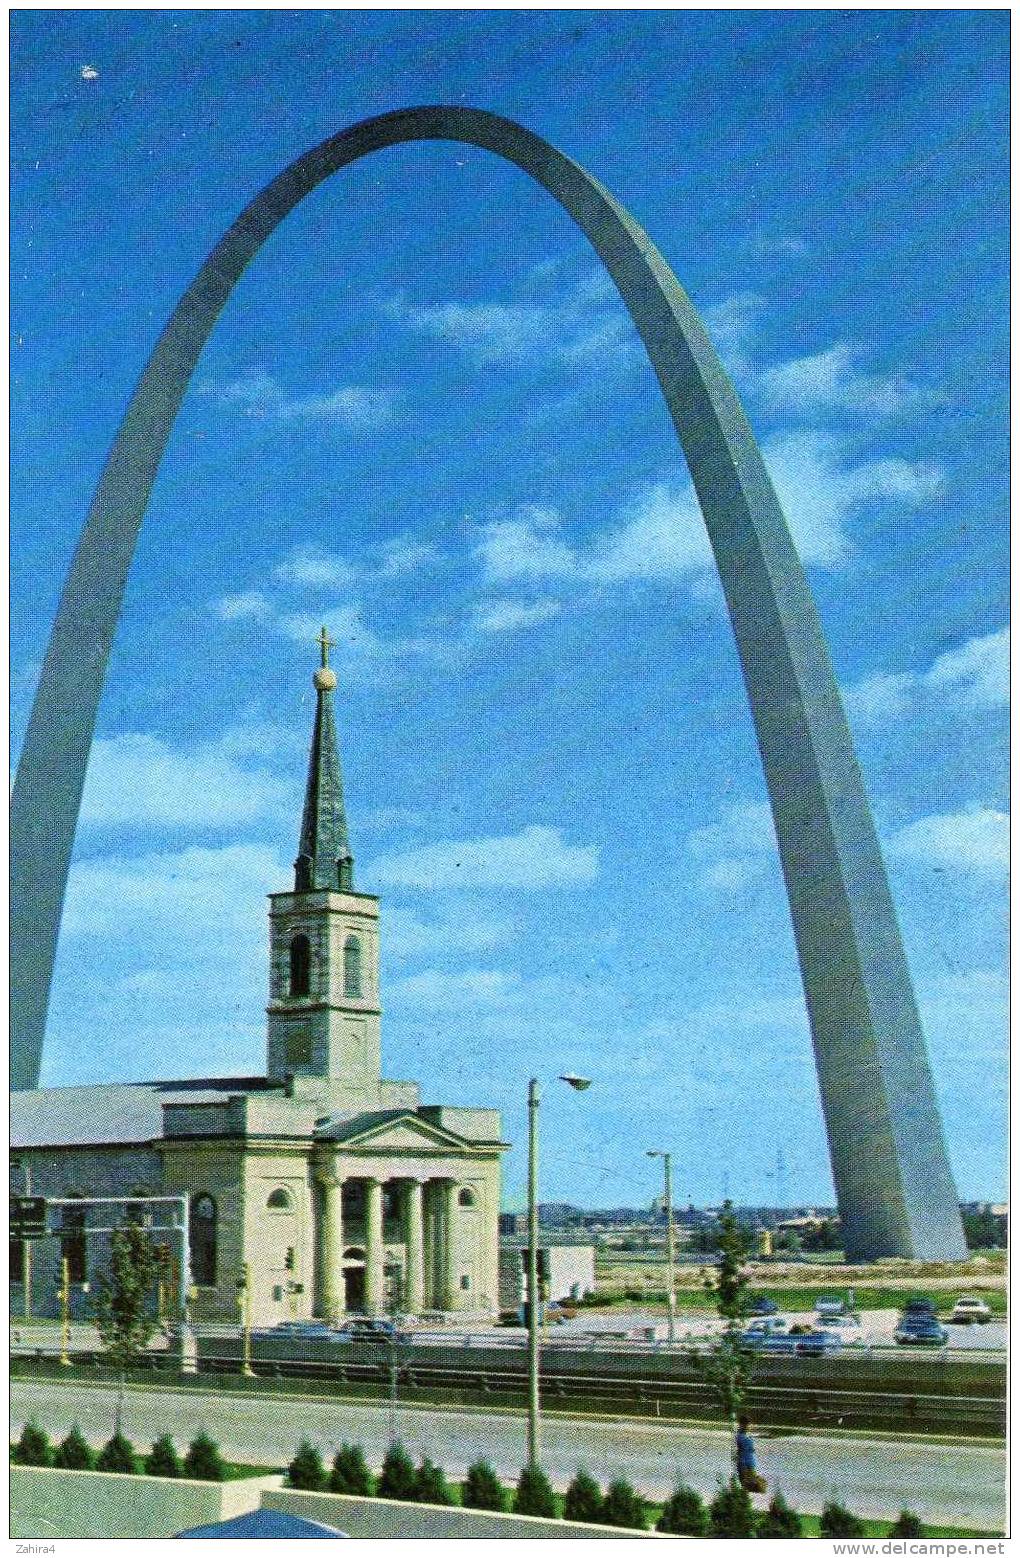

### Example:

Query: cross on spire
xmin=318 ymin=625 xmax=335 ymax=668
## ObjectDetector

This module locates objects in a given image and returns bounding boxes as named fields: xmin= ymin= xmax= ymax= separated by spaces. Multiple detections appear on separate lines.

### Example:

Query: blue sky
xmin=11 ymin=10 xmax=1008 ymax=1208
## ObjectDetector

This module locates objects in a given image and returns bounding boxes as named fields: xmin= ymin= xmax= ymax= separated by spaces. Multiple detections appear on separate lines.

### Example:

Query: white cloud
xmin=389 ymin=270 xmax=636 ymax=371
xmin=198 ymin=371 xmax=395 ymax=430
xmin=368 ymin=824 xmax=599 ymax=891
xmin=383 ymin=905 xmax=514 ymax=960
xmin=843 ymin=627 xmax=1008 ymax=731
xmin=473 ymin=505 xmax=581 ymax=584
xmin=273 ymin=548 xmax=357 ymax=590
xmin=926 ymin=628 xmax=1009 ymax=710
xmin=842 ymin=670 xmax=915 ymax=728
xmin=688 ymin=801 xmax=778 ymax=861
xmin=214 ymin=590 xmax=270 ymax=621
xmin=887 ymin=808 xmax=1009 ymax=878
xmin=377 ymin=534 xmax=434 ymax=577
xmin=701 ymin=291 xmax=762 ymax=374
xmin=760 ymin=341 xmax=929 ymax=418
xmin=763 ymin=429 xmax=942 ymax=567
xmin=80 ymin=731 xmax=293 ymax=831
xmin=590 ymin=482 xmax=714 ymax=581
xmin=470 ymin=598 xmax=561 ymax=635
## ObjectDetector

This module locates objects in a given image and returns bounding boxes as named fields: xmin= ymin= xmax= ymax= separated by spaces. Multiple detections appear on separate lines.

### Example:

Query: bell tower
xmin=266 ymin=628 xmax=382 ymax=1098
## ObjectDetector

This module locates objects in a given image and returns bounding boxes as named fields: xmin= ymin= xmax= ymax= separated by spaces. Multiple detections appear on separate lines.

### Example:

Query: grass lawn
xmin=584 ymin=1285 xmax=1007 ymax=1316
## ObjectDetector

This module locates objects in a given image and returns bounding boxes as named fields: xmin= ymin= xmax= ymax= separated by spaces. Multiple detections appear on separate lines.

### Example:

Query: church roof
xmin=11 ymin=1076 xmax=277 ymax=1148
xmin=295 ymin=627 xmax=354 ymax=893
xmin=314 ymin=1108 xmax=483 ymax=1151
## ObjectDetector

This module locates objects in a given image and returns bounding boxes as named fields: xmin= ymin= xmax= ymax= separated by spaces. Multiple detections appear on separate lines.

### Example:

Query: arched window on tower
xmin=190 ymin=1194 xmax=218 ymax=1287
xmin=343 ymin=935 xmax=362 ymax=999
xmin=289 ymin=934 xmax=311 ymax=997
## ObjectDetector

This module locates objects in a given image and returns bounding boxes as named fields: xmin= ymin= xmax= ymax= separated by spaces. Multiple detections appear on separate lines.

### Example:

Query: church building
xmin=11 ymin=635 xmax=507 ymax=1326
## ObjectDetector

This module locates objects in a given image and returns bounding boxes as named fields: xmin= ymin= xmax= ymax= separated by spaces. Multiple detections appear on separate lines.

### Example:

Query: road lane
xmin=11 ymin=1377 xmax=1005 ymax=1529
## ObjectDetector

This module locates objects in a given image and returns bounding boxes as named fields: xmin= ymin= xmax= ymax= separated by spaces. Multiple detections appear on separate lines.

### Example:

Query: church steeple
xmin=295 ymin=627 xmax=355 ymax=893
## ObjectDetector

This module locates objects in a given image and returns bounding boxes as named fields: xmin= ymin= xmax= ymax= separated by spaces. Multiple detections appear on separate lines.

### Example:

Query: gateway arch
xmin=10 ymin=106 xmax=966 ymax=1261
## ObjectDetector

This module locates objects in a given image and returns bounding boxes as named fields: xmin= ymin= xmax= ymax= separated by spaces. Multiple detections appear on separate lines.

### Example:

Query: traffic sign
xmin=10 ymin=1195 xmax=47 ymax=1239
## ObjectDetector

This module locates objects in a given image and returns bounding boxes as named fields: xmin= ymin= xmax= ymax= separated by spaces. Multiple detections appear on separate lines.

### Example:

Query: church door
xmin=344 ymin=1266 xmax=365 ymax=1313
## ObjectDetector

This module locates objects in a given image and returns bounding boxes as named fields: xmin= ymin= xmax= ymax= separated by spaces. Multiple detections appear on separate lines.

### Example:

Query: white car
xmin=949 ymin=1297 xmax=992 ymax=1325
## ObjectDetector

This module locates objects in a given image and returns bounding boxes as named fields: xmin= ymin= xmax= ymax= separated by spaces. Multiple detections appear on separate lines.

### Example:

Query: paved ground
xmin=12 ymin=1377 xmax=1006 ymax=1530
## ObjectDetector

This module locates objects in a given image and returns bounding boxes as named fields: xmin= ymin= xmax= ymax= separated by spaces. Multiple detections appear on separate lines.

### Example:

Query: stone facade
xmin=11 ymin=648 xmax=506 ymax=1325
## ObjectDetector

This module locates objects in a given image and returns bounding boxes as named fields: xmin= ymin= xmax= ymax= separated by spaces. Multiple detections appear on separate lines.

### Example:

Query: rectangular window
xmin=285 ymin=1027 xmax=312 ymax=1066
xmin=61 ymin=1208 xmax=87 ymax=1284
xmin=9 ymin=1237 xmax=24 ymax=1284
xmin=460 ymin=1274 xmax=471 ymax=1291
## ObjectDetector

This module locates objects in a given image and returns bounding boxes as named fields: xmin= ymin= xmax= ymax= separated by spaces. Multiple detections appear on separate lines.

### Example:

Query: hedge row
xmin=12 ymin=1421 xmax=927 ymax=1537
xmin=12 ymin=1421 xmax=225 ymax=1481
xmin=286 ymin=1440 xmax=927 ymax=1537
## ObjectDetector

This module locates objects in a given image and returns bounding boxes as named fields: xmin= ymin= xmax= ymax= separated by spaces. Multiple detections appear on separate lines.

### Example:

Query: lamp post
xmin=647 ymin=1149 xmax=676 ymax=1343
xmin=527 ymin=1073 xmax=591 ymax=1468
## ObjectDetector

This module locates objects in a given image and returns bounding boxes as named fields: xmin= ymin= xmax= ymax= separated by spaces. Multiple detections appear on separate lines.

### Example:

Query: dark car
xmin=747 ymin=1296 xmax=779 ymax=1316
xmin=894 ymin=1314 xmax=948 ymax=1347
xmin=901 ymin=1296 xmax=937 ymax=1317
xmin=333 ymin=1317 xmax=407 ymax=1344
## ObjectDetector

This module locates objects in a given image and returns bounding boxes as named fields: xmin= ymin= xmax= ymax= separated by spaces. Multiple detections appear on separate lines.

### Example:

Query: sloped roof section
xmin=314 ymin=1108 xmax=478 ymax=1151
xmin=11 ymin=1077 xmax=275 ymax=1149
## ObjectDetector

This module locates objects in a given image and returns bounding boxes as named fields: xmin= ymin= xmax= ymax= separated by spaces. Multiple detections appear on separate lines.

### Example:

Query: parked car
xmin=741 ymin=1319 xmax=841 ymax=1356
xmin=252 ymin=1320 xmax=339 ymax=1342
xmin=747 ymin=1296 xmax=779 ymax=1316
xmin=814 ymin=1299 xmax=862 ymax=1329
xmin=333 ymin=1317 xmax=408 ymax=1344
xmin=894 ymin=1314 xmax=948 ymax=1347
xmin=948 ymin=1297 xmax=992 ymax=1326
xmin=901 ymin=1295 xmax=937 ymax=1317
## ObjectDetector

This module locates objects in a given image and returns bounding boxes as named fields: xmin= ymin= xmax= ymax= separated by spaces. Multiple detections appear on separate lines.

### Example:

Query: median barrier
xmin=263 ymin=1487 xmax=669 ymax=1538
xmin=9 ymin=1464 xmax=278 ymax=1539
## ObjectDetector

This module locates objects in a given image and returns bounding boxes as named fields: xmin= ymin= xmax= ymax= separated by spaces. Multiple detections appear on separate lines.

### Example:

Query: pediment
xmin=323 ymin=1111 xmax=474 ymax=1153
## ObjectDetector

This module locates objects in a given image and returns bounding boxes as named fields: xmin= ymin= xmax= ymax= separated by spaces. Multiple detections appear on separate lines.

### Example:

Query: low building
xmin=498 ymin=1237 xmax=596 ymax=1310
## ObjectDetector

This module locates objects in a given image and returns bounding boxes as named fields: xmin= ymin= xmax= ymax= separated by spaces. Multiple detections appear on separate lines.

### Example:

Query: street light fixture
xmin=647 ymin=1149 xmax=676 ymax=1343
xmin=527 ymin=1073 xmax=592 ymax=1467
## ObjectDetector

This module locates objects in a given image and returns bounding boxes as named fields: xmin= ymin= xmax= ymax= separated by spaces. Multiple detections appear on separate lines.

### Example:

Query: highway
xmin=12 ymin=1377 xmax=1006 ymax=1530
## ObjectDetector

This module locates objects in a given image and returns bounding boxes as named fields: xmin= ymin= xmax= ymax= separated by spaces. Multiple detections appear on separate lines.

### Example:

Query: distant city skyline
xmin=11 ymin=11 xmax=1007 ymax=1207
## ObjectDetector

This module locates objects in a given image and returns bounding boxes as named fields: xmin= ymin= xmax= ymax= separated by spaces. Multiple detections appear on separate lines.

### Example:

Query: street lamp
xmin=527 ymin=1074 xmax=591 ymax=1468
xmin=647 ymin=1149 xmax=676 ymax=1343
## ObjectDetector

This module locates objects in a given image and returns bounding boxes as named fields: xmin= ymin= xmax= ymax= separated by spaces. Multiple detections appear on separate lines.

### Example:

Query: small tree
xmin=184 ymin=1431 xmax=226 ymax=1483
xmin=889 ymin=1511 xmax=925 ymax=1537
xmin=759 ymin=1489 xmax=803 ymax=1537
xmin=91 ymin=1222 xmax=159 ymax=1434
xmin=563 ymin=1468 xmax=604 ymax=1523
xmin=691 ymin=1201 xmax=756 ymax=1437
xmin=287 ymin=1439 xmax=326 ymax=1491
xmin=415 ymin=1456 xmax=456 ymax=1506
xmin=709 ymin=1477 xmax=757 ymax=1538
xmin=13 ymin=1421 xmax=52 ymax=1467
xmin=145 ymin=1433 xmax=182 ymax=1478
xmin=97 ymin=1432 xmax=139 ymax=1474
xmin=462 ymin=1460 xmax=507 ymax=1512
xmin=820 ymin=1501 xmax=866 ymax=1537
xmin=377 ymin=1442 xmax=418 ymax=1501
xmin=601 ymin=1477 xmax=647 ymax=1530
xmin=657 ymin=1483 xmax=708 ymax=1536
xmin=53 ymin=1425 xmax=95 ymax=1471
xmin=330 ymin=1443 xmax=374 ymax=1495
xmin=513 ymin=1462 xmax=558 ymax=1518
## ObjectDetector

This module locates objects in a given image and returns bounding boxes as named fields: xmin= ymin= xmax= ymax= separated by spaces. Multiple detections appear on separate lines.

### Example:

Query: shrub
xmin=709 ymin=1477 xmax=757 ymax=1538
xmin=330 ymin=1443 xmax=374 ymax=1496
xmin=601 ymin=1477 xmax=647 ymax=1530
xmin=145 ymin=1433 xmax=181 ymax=1478
xmin=657 ymin=1483 xmax=708 ymax=1536
xmin=563 ymin=1468 xmax=604 ymax=1523
xmin=889 ymin=1511 xmax=925 ymax=1537
xmin=758 ymin=1490 xmax=803 ymax=1538
xmin=461 ymin=1459 xmax=507 ymax=1512
xmin=184 ymin=1431 xmax=226 ymax=1483
xmin=578 ymin=1291 xmax=613 ymax=1307
xmin=377 ymin=1442 xmax=418 ymax=1501
xmin=415 ymin=1456 xmax=456 ymax=1506
xmin=513 ymin=1461 xmax=558 ymax=1518
xmin=53 ymin=1425 xmax=95 ymax=1471
xmin=96 ymin=1432 xmax=139 ymax=1474
xmin=13 ymin=1421 xmax=52 ymax=1467
xmin=820 ymin=1501 xmax=866 ymax=1537
xmin=287 ymin=1439 xmax=327 ymax=1491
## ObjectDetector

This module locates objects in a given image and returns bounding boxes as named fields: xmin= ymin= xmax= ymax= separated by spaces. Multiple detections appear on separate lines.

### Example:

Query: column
xmin=442 ymin=1179 xmax=460 ymax=1312
xmin=402 ymin=1179 xmax=425 ymax=1317
xmin=364 ymin=1177 xmax=384 ymax=1316
xmin=318 ymin=1169 xmax=345 ymax=1322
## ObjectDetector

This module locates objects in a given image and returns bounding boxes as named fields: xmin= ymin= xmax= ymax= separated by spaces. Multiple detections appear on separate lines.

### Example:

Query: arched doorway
xmin=342 ymin=1246 xmax=366 ymax=1313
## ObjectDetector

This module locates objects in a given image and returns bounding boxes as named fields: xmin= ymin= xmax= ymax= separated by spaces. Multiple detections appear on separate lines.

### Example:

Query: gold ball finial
xmin=314 ymin=624 xmax=337 ymax=690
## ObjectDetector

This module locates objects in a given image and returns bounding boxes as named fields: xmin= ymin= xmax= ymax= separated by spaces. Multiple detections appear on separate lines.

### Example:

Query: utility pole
xmin=527 ymin=1078 xmax=540 ymax=1468
xmin=59 ymin=1255 xmax=71 ymax=1366
xmin=647 ymin=1150 xmax=676 ymax=1343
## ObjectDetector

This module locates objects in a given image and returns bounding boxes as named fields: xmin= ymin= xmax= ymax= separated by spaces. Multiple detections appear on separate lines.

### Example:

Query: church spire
xmin=294 ymin=627 xmax=354 ymax=893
